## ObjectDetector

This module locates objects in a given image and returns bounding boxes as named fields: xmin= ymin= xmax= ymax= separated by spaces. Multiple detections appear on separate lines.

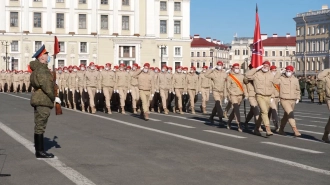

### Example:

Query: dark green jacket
xmin=299 ymin=79 xmax=306 ymax=89
xmin=30 ymin=59 xmax=55 ymax=108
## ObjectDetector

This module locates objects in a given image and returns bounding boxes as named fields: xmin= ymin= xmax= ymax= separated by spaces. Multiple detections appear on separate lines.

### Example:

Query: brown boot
xmin=82 ymin=106 xmax=85 ymax=112
xmin=107 ymin=106 xmax=112 ymax=114
xmin=91 ymin=107 xmax=96 ymax=114
xmin=179 ymin=108 xmax=184 ymax=114
xmin=265 ymin=126 xmax=273 ymax=136
xmin=191 ymin=107 xmax=195 ymax=114
xmin=322 ymin=131 xmax=329 ymax=143
xmin=133 ymin=108 xmax=137 ymax=114
xmin=164 ymin=108 xmax=169 ymax=115
xmin=223 ymin=111 xmax=228 ymax=119
xmin=144 ymin=113 xmax=149 ymax=121
xmin=121 ymin=107 xmax=126 ymax=114
xmin=292 ymin=127 xmax=301 ymax=137
xmin=202 ymin=107 xmax=207 ymax=114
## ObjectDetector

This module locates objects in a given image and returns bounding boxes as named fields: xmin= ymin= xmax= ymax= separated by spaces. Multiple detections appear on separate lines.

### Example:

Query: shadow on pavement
xmin=44 ymin=136 xmax=61 ymax=152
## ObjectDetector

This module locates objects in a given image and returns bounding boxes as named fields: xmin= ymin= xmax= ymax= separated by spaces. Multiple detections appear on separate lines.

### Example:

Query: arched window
xmin=279 ymin=62 xmax=283 ymax=68
xmin=235 ymin=50 xmax=237 ymax=55
xmin=292 ymin=62 xmax=296 ymax=68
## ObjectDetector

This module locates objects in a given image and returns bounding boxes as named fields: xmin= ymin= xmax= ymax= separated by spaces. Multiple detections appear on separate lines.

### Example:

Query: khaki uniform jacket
xmin=157 ymin=72 xmax=172 ymax=90
xmin=198 ymin=72 xmax=212 ymax=90
xmin=18 ymin=73 xmax=24 ymax=82
xmin=0 ymin=73 xmax=6 ymax=80
xmin=62 ymin=72 xmax=70 ymax=88
xmin=226 ymin=72 xmax=248 ymax=96
xmin=317 ymin=69 xmax=330 ymax=98
xmin=132 ymin=69 xmax=155 ymax=91
xmin=6 ymin=73 xmax=13 ymax=84
xmin=274 ymin=73 xmax=300 ymax=100
xmin=24 ymin=73 xmax=30 ymax=83
xmin=186 ymin=73 xmax=199 ymax=91
xmin=243 ymin=77 xmax=256 ymax=97
xmin=245 ymin=68 xmax=275 ymax=97
xmin=68 ymin=72 xmax=78 ymax=89
xmin=84 ymin=70 xmax=99 ymax=88
xmin=129 ymin=70 xmax=139 ymax=87
xmin=98 ymin=70 xmax=116 ymax=89
xmin=172 ymin=73 xmax=187 ymax=91
xmin=13 ymin=73 xmax=20 ymax=82
xmin=204 ymin=69 xmax=227 ymax=92
xmin=76 ymin=71 xmax=85 ymax=88
xmin=114 ymin=71 xmax=130 ymax=90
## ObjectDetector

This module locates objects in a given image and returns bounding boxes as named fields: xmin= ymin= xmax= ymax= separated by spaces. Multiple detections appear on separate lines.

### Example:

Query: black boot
xmin=209 ymin=106 xmax=217 ymax=125
xmin=34 ymin=134 xmax=54 ymax=158
xmin=215 ymin=101 xmax=224 ymax=125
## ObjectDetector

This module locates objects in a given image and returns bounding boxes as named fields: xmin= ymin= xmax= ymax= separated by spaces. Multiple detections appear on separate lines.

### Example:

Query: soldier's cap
xmin=144 ymin=63 xmax=150 ymax=67
xmin=105 ymin=63 xmax=111 ymax=66
xmin=183 ymin=67 xmax=188 ymax=70
xmin=168 ymin=67 xmax=172 ymax=70
xmin=285 ymin=65 xmax=294 ymax=71
xmin=217 ymin=61 xmax=223 ymax=66
xmin=126 ymin=66 xmax=132 ymax=69
xmin=191 ymin=66 xmax=196 ymax=70
xmin=133 ymin=63 xmax=138 ymax=67
xmin=270 ymin=65 xmax=277 ymax=70
xmin=202 ymin=66 xmax=208 ymax=69
xmin=32 ymin=45 xmax=49 ymax=58
xmin=162 ymin=64 xmax=168 ymax=69
xmin=263 ymin=61 xmax=271 ymax=66
xmin=232 ymin=63 xmax=239 ymax=68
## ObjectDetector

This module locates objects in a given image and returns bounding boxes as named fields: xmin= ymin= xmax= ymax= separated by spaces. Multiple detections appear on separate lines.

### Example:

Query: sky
xmin=190 ymin=0 xmax=330 ymax=44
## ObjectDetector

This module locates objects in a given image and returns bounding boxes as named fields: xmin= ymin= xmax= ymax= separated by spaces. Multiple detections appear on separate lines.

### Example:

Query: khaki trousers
xmin=69 ymin=88 xmax=76 ymax=109
xmin=13 ymin=81 xmax=19 ymax=92
xmin=200 ymin=88 xmax=210 ymax=108
xmin=175 ymin=88 xmax=184 ymax=108
xmin=79 ymin=87 xmax=86 ymax=109
xmin=280 ymin=99 xmax=297 ymax=128
xmin=246 ymin=96 xmax=260 ymax=123
xmin=160 ymin=89 xmax=169 ymax=110
xmin=25 ymin=82 xmax=30 ymax=91
xmin=87 ymin=87 xmax=96 ymax=108
xmin=19 ymin=81 xmax=23 ymax=92
xmin=325 ymin=99 xmax=330 ymax=132
xmin=140 ymin=90 xmax=151 ymax=113
xmin=118 ymin=87 xmax=128 ymax=107
xmin=213 ymin=91 xmax=224 ymax=102
xmin=131 ymin=86 xmax=139 ymax=109
xmin=103 ymin=87 xmax=114 ymax=108
xmin=228 ymin=95 xmax=243 ymax=123
xmin=188 ymin=89 xmax=196 ymax=108
xmin=256 ymin=95 xmax=271 ymax=127
xmin=0 ymin=80 xmax=5 ymax=90
xmin=34 ymin=106 xmax=51 ymax=134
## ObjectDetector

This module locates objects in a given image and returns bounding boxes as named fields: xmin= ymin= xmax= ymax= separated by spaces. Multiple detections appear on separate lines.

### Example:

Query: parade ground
xmin=0 ymin=92 xmax=329 ymax=185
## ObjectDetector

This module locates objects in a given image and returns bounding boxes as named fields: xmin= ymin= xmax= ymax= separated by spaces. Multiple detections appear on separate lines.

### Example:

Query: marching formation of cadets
xmin=1 ymin=60 xmax=330 ymax=143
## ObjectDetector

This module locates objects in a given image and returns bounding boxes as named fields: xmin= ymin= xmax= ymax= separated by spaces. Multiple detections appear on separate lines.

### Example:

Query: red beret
xmin=119 ymin=63 xmax=125 ymax=67
xmin=263 ymin=61 xmax=271 ymax=66
xmin=183 ymin=67 xmax=188 ymax=70
xmin=89 ymin=62 xmax=95 ymax=66
xmin=190 ymin=66 xmax=196 ymax=70
xmin=232 ymin=63 xmax=239 ymax=68
xmin=137 ymin=66 xmax=141 ymax=69
xmin=144 ymin=63 xmax=150 ymax=67
xmin=217 ymin=61 xmax=223 ymax=65
xmin=168 ymin=67 xmax=172 ymax=70
xmin=114 ymin=66 xmax=119 ymax=69
xmin=150 ymin=67 xmax=155 ymax=70
xmin=155 ymin=67 xmax=160 ymax=70
xmin=99 ymin=66 xmax=104 ymax=69
xmin=133 ymin=63 xmax=138 ymax=67
xmin=270 ymin=65 xmax=277 ymax=70
xmin=176 ymin=66 xmax=182 ymax=70
xmin=105 ymin=63 xmax=111 ymax=66
xmin=162 ymin=65 xmax=168 ymax=69
xmin=126 ymin=66 xmax=131 ymax=69
xmin=202 ymin=66 xmax=208 ymax=69
xmin=285 ymin=65 xmax=294 ymax=71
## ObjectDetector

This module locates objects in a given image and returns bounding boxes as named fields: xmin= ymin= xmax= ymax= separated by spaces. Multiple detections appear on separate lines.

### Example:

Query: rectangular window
xmin=59 ymin=42 xmax=65 ymax=52
xmin=190 ymin=62 xmax=194 ymax=67
xmin=160 ymin=1 xmax=167 ymax=11
xmin=279 ymin=51 xmax=283 ymax=56
xmin=243 ymin=50 xmax=246 ymax=55
xmin=33 ymin=0 xmax=42 ymax=2
xmin=174 ymin=2 xmax=181 ymax=11
xmin=265 ymin=51 xmax=268 ymax=57
xmin=79 ymin=0 xmax=86 ymax=3
xmin=80 ymin=42 xmax=87 ymax=53
xmin=272 ymin=62 xmax=275 ymax=66
xmin=123 ymin=46 xmax=130 ymax=57
xmin=161 ymin=47 xmax=167 ymax=55
xmin=12 ymin=59 xmax=18 ymax=70
xmin=80 ymin=60 xmax=87 ymax=66
xmin=56 ymin=0 xmax=64 ymax=2
xmin=175 ymin=47 xmax=181 ymax=56
xmin=56 ymin=13 xmax=64 ymax=28
xmin=174 ymin=20 xmax=181 ymax=34
xmin=101 ymin=0 xmax=108 ymax=4
xmin=197 ymin=52 xmax=200 ymax=57
xmin=286 ymin=50 xmax=289 ymax=56
xmin=35 ymin=41 xmax=42 ymax=52
xmin=286 ymin=62 xmax=289 ymax=66
xmin=160 ymin=20 xmax=167 ymax=33
xmin=292 ymin=51 xmax=295 ymax=55
xmin=203 ymin=52 xmax=206 ymax=57
xmin=279 ymin=62 xmax=283 ymax=68
xmin=122 ymin=16 xmax=129 ymax=30
xmin=10 ymin=12 xmax=18 ymax=27
xmin=191 ymin=52 xmax=194 ymax=57
xmin=122 ymin=0 xmax=129 ymax=6
xmin=272 ymin=51 xmax=275 ymax=56
xmin=197 ymin=62 xmax=200 ymax=68
xmin=79 ymin=14 xmax=86 ymax=29
xmin=33 ymin=12 xmax=42 ymax=28
xmin=58 ymin=60 xmax=65 ymax=67
xmin=101 ymin=15 xmax=108 ymax=29
xmin=11 ymin=41 xmax=18 ymax=52
xmin=210 ymin=52 xmax=213 ymax=57
xmin=175 ymin=62 xmax=181 ymax=69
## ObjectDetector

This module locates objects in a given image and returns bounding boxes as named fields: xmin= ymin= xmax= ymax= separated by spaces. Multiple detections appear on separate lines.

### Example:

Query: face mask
xmin=73 ymin=69 xmax=77 ymax=72
xmin=190 ymin=71 xmax=194 ymax=73
xmin=80 ymin=67 xmax=85 ymax=71
xmin=168 ymin=70 xmax=172 ymax=73
xmin=127 ymin=70 xmax=130 ymax=72
xmin=105 ymin=67 xmax=109 ymax=71
xmin=47 ymin=56 xmax=51 ymax=63
xmin=90 ymin=67 xmax=95 ymax=70
xmin=217 ymin=66 xmax=222 ymax=70
xmin=58 ymin=70 xmax=62 ymax=74
xmin=183 ymin=71 xmax=187 ymax=74
xmin=177 ymin=70 xmax=182 ymax=73
xmin=64 ymin=70 xmax=68 ymax=73
xmin=113 ymin=69 xmax=117 ymax=72
xmin=143 ymin=69 xmax=148 ymax=73
xmin=119 ymin=68 xmax=123 ymax=71
xmin=133 ymin=67 xmax=136 ymax=71
xmin=162 ymin=69 xmax=166 ymax=72
xmin=99 ymin=69 xmax=103 ymax=72
xmin=286 ymin=72 xmax=292 ymax=77
xmin=203 ymin=70 xmax=206 ymax=73
xmin=234 ymin=69 xmax=240 ymax=74
xmin=262 ymin=68 xmax=269 ymax=72
xmin=155 ymin=70 xmax=159 ymax=73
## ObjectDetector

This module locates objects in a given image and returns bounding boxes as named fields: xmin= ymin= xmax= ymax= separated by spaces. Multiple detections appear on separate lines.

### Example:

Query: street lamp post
xmin=1 ymin=40 xmax=11 ymax=70
xmin=289 ymin=54 xmax=295 ymax=66
xmin=210 ymin=49 xmax=214 ymax=68
xmin=158 ymin=44 xmax=167 ymax=66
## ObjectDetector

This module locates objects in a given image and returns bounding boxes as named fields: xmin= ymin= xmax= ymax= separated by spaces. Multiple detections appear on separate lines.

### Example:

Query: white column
xmin=113 ymin=0 xmax=118 ymax=34
xmin=121 ymin=46 xmax=124 ymax=58
xmin=91 ymin=0 xmax=97 ymax=33
xmin=69 ymin=0 xmax=74 ymax=32
xmin=47 ymin=0 xmax=52 ymax=32
xmin=134 ymin=0 xmax=139 ymax=34
xmin=129 ymin=46 xmax=132 ymax=58
xmin=0 ymin=0 xmax=6 ymax=31
xmin=168 ymin=0 xmax=174 ymax=38
xmin=182 ymin=0 xmax=190 ymax=39
xmin=146 ymin=0 xmax=155 ymax=37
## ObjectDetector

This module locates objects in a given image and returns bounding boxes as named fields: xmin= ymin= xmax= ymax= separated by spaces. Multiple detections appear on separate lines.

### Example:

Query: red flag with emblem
xmin=251 ymin=4 xmax=263 ymax=68
xmin=54 ymin=36 xmax=60 ymax=56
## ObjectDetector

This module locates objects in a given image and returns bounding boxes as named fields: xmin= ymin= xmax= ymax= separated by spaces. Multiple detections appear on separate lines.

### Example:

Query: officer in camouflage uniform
xmin=316 ymin=78 xmax=325 ymax=105
xmin=30 ymin=45 xmax=61 ymax=158
xmin=298 ymin=76 xmax=306 ymax=101
xmin=306 ymin=75 xmax=316 ymax=103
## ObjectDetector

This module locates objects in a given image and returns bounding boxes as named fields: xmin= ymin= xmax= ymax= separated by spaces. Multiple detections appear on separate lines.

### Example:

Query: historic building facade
xmin=229 ymin=37 xmax=253 ymax=69
xmin=0 ymin=0 xmax=191 ymax=70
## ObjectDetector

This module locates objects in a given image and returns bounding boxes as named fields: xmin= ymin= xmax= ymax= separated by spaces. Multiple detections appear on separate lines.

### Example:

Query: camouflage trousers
xmin=318 ymin=92 xmax=325 ymax=103
xmin=34 ymin=106 xmax=51 ymax=134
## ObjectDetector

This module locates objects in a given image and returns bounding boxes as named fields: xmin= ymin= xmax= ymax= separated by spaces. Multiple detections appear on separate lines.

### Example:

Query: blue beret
xmin=32 ymin=44 xmax=49 ymax=58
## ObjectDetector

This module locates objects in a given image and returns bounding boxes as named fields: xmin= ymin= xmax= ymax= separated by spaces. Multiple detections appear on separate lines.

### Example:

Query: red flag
xmin=251 ymin=4 xmax=263 ymax=68
xmin=54 ymin=36 xmax=60 ymax=56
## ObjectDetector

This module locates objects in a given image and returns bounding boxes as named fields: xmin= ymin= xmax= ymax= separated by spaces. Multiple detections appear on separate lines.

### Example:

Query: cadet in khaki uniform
xmin=204 ymin=61 xmax=227 ymax=125
xmin=68 ymin=66 xmax=78 ymax=110
xmin=24 ymin=71 xmax=31 ymax=92
xmin=131 ymin=63 xmax=155 ymax=120
xmin=274 ymin=65 xmax=301 ymax=137
xmin=0 ymin=70 xmax=6 ymax=92
xmin=167 ymin=67 xmax=175 ymax=112
xmin=62 ymin=67 xmax=70 ymax=108
xmin=317 ymin=69 xmax=330 ymax=143
xmin=157 ymin=65 xmax=172 ymax=114
xmin=172 ymin=66 xmax=187 ymax=114
xmin=6 ymin=71 xmax=13 ymax=92
xmin=306 ymin=76 xmax=316 ymax=103
xmin=226 ymin=63 xmax=248 ymax=132
xmin=114 ymin=63 xmax=130 ymax=114
xmin=185 ymin=66 xmax=199 ymax=114
xmin=316 ymin=79 xmax=325 ymax=105
xmin=129 ymin=63 xmax=140 ymax=114
xmin=98 ymin=63 xmax=116 ymax=114
xmin=268 ymin=65 xmax=280 ymax=131
xmin=198 ymin=66 xmax=212 ymax=114
xmin=76 ymin=64 xmax=86 ymax=112
xmin=13 ymin=70 xmax=20 ymax=93
xmin=245 ymin=61 xmax=275 ymax=136
xmin=84 ymin=62 xmax=99 ymax=114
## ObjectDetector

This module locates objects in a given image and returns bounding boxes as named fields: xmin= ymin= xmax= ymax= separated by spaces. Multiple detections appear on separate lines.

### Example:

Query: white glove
xmin=114 ymin=90 xmax=117 ymax=93
xmin=169 ymin=91 xmax=172 ymax=93
xmin=296 ymin=99 xmax=299 ymax=104
xmin=127 ymin=90 xmax=130 ymax=93
xmin=270 ymin=98 xmax=274 ymax=103
xmin=96 ymin=90 xmax=99 ymax=93
xmin=156 ymin=90 xmax=159 ymax=93
xmin=226 ymin=69 xmax=231 ymax=74
xmin=151 ymin=94 xmax=154 ymax=98
xmin=173 ymin=91 xmax=175 ymax=95
xmin=256 ymin=65 xmax=263 ymax=70
xmin=199 ymin=91 xmax=202 ymax=94
xmin=244 ymin=97 xmax=248 ymax=100
xmin=65 ymin=87 xmax=68 ymax=91
xmin=59 ymin=89 xmax=62 ymax=92
xmin=210 ymin=91 xmax=212 ymax=94
xmin=76 ymin=90 xmax=79 ymax=93
xmin=55 ymin=97 xmax=61 ymax=104
xmin=55 ymin=79 xmax=58 ymax=85
xmin=129 ymin=89 xmax=132 ymax=93
xmin=116 ymin=90 xmax=119 ymax=93
xmin=69 ymin=89 xmax=72 ymax=91
xmin=224 ymin=98 xmax=228 ymax=104
xmin=84 ymin=89 xmax=87 ymax=92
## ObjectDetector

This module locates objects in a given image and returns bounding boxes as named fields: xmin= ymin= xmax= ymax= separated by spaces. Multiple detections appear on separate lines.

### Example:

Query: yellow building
xmin=0 ymin=0 xmax=191 ymax=70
